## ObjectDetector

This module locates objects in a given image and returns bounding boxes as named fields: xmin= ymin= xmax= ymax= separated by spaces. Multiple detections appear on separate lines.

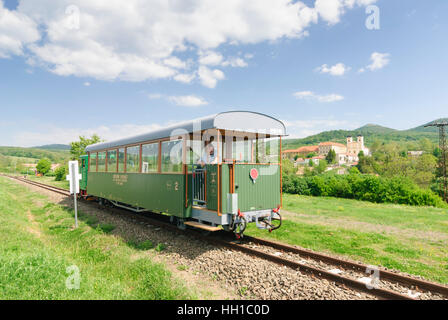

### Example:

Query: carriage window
xmin=142 ymin=143 xmax=159 ymax=173
xmin=107 ymin=150 xmax=117 ymax=172
xmin=256 ymin=137 xmax=280 ymax=163
xmin=126 ymin=146 xmax=140 ymax=173
xmin=97 ymin=152 xmax=106 ymax=172
xmin=161 ymin=139 xmax=183 ymax=173
xmin=233 ymin=138 xmax=253 ymax=163
xmin=89 ymin=153 xmax=97 ymax=172
xmin=118 ymin=148 xmax=125 ymax=173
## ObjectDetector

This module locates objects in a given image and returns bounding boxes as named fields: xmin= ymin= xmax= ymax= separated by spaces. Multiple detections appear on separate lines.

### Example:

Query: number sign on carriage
xmin=66 ymin=161 xmax=82 ymax=228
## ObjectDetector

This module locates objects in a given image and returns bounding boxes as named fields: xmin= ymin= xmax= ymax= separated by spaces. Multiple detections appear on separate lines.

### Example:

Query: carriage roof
xmin=85 ymin=111 xmax=286 ymax=152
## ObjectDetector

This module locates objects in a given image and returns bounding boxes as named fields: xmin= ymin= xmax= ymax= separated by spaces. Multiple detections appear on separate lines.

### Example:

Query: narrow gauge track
xmin=7 ymin=174 xmax=448 ymax=300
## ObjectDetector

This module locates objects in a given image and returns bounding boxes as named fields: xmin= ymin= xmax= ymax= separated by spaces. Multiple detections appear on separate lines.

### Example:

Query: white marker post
xmin=66 ymin=161 xmax=82 ymax=228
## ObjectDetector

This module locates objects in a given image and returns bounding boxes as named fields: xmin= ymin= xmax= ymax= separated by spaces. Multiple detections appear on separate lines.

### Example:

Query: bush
xmin=283 ymin=171 xmax=446 ymax=208
xmin=54 ymin=165 xmax=67 ymax=181
xmin=45 ymin=171 xmax=55 ymax=177
xmin=36 ymin=158 xmax=52 ymax=175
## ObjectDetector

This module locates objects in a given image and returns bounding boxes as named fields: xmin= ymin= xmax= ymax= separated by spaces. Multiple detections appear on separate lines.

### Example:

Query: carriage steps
xmin=184 ymin=221 xmax=221 ymax=232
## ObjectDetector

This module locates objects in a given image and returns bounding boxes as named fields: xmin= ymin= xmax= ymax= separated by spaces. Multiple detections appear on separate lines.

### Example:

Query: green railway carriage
xmin=80 ymin=111 xmax=286 ymax=236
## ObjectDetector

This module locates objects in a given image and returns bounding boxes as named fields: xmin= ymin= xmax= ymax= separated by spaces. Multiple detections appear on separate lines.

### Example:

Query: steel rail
xmin=206 ymin=237 xmax=413 ymax=300
xmin=6 ymin=174 xmax=444 ymax=300
xmin=244 ymin=236 xmax=448 ymax=297
xmin=5 ymin=175 xmax=71 ymax=196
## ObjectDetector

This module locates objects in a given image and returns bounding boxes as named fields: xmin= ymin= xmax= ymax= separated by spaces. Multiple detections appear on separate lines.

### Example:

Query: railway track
xmin=5 ymin=174 xmax=448 ymax=300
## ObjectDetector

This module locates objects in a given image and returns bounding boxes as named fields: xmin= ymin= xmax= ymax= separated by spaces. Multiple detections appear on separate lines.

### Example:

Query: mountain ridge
xmin=282 ymin=118 xmax=446 ymax=150
xmin=32 ymin=144 xmax=71 ymax=150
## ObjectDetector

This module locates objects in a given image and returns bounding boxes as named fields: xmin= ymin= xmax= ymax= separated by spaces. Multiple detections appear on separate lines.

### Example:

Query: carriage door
xmin=192 ymin=164 xmax=207 ymax=207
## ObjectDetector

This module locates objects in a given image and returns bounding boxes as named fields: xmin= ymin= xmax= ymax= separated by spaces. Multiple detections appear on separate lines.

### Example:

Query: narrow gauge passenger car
xmin=81 ymin=111 xmax=286 ymax=237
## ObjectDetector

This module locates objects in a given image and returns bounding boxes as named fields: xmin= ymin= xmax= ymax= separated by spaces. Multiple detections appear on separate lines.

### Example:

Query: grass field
xmin=246 ymin=194 xmax=448 ymax=284
xmin=0 ymin=176 xmax=191 ymax=299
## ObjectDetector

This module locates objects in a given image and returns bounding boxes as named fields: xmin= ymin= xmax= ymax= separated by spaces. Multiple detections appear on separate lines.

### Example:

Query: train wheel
xmin=176 ymin=218 xmax=186 ymax=230
xmin=234 ymin=217 xmax=247 ymax=239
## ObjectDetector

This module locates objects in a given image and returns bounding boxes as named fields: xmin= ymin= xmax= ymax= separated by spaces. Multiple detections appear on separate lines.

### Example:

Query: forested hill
xmin=282 ymin=118 xmax=447 ymax=150
xmin=33 ymin=144 xmax=71 ymax=151
xmin=0 ymin=146 xmax=70 ymax=162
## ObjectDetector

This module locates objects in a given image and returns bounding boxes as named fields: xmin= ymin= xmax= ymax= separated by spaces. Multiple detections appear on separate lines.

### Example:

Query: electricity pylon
xmin=425 ymin=120 xmax=448 ymax=202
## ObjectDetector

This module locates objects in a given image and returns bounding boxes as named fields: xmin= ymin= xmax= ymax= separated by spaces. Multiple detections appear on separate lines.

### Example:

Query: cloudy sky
xmin=0 ymin=0 xmax=447 ymax=147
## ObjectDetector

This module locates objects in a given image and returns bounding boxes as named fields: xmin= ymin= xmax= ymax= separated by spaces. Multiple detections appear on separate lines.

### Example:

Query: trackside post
xmin=66 ymin=161 xmax=82 ymax=228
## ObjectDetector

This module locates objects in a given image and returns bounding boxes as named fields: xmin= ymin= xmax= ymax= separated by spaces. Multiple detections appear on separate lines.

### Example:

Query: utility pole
xmin=425 ymin=120 xmax=448 ymax=202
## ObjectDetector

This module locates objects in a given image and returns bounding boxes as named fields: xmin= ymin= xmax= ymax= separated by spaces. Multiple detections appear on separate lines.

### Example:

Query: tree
xmin=349 ymin=166 xmax=360 ymax=175
xmin=316 ymin=159 xmax=328 ymax=174
xmin=36 ymin=158 xmax=52 ymax=175
xmin=54 ymin=165 xmax=67 ymax=181
xmin=70 ymin=134 xmax=102 ymax=160
xmin=326 ymin=149 xmax=337 ymax=164
xmin=282 ymin=159 xmax=295 ymax=176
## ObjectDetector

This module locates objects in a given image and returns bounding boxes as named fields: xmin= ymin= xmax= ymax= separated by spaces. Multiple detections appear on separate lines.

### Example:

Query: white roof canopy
xmin=85 ymin=111 xmax=286 ymax=152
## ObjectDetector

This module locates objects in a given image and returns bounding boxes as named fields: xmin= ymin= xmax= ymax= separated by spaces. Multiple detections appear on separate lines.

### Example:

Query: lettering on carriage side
xmin=174 ymin=181 xmax=179 ymax=191
xmin=210 ymin=172 xmax=216 ymax=184
xmin=166 ymin=180 xmax=173 ymax=191
xmin=112 ymin=174 xmax=128 ymax=186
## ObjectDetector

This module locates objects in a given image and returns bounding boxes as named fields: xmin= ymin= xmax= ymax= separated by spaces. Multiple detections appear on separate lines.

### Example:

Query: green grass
xmin=0 ymin=176 xmax=192 ymax=299
xmin=246 ymin=194 xmax=448 ymax=284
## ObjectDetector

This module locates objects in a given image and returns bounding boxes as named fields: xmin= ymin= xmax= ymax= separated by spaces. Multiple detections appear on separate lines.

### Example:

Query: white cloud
xmin=0 ymin=1 xmax=40 ymax=58
xmin=283 ymin=119 xmax=360 ymax=139
xmin=199 ymin=50 xmax=249 ymax=69
xmin=83 ymin=81 xmax=90 ymax=86
xmin=168 ymin=95 xmax=208 ymax=107
xmin=199 ymin=51 xmax=224 ymax=66
xmin=163 ymin=57 xmax=188 ymax=69
xmin=148 ymin=93 xmax=163 ymax=99
xmin=147 ymin=93 xmax=208 ymax=107
xmin=174 ymin=73 xmax=196 ymax=84
xmin=315 ymin=0 xmax=377 ymax=25
xmin=293 ymin=91 xmax=344 ymax=103
xmin=316 ymin=63 xmax=350 ymax=76
xmin=366 ymin=52 xmax=390 ymax=71
xmin=0 ymin=0 xmax=377 ymax=86
xmin=14 ymin=123 xmax=164 ymax=147
xmin=198 ymin=66 xmax=225 ymax=88
xmin=222 ymin=57 xmax=248 ymax=68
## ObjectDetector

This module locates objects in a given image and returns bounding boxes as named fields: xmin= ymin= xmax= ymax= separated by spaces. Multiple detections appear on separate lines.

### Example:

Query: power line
xmin=424 ymin=120 xmax=448 ymax=202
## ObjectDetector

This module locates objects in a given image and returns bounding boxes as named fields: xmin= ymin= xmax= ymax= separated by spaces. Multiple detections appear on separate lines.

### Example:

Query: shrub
xmin=283 ymin=171 xmax=446 ymax=208
xmin=54 ymin=165 xmax=67 ymax=181
xmin=36 ymin=158 xmax=52 ymax=175
xmin=45 ymin=171 xmax=56 ymax=177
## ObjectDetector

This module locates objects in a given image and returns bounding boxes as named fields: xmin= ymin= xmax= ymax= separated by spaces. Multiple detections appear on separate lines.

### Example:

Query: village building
xmin=318 ymin=142 xmax=348 ymax=164
xmin=408 ymin=151 xmax=424 ymax=157
xmin=346 ymin=135 xmax=369 ymax=160
xmin=282 ymin=145 xmax=319 ymax=160
xmin=283 ymin=135 xmax=370 ymax=166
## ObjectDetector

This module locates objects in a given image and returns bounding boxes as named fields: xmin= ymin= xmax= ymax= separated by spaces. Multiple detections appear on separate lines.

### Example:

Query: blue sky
xmin=0 ymin=0 xmax=447 ymax=147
